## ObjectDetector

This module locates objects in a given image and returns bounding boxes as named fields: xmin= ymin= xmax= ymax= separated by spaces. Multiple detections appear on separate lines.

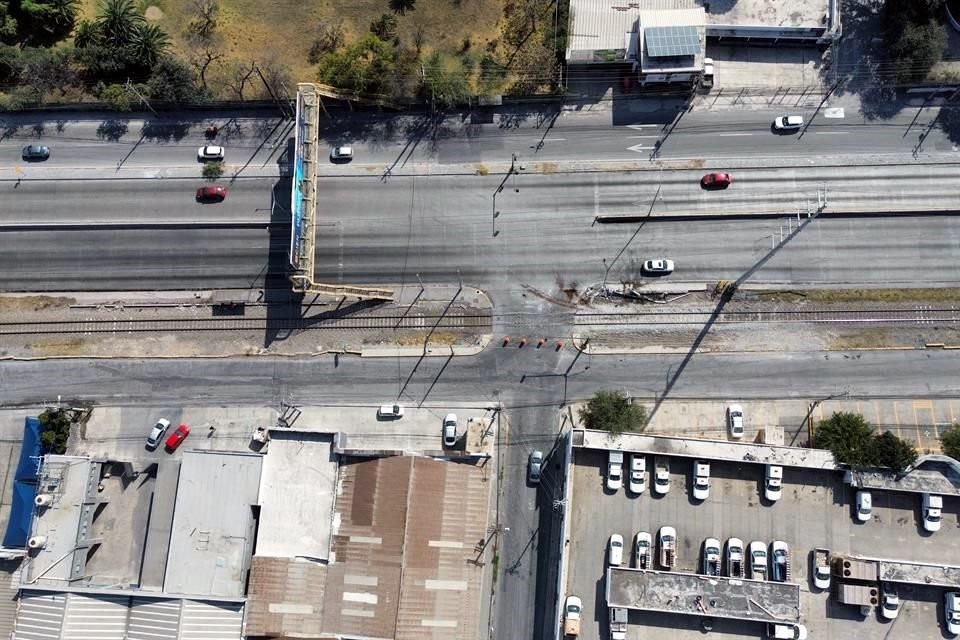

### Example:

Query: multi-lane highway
xmin=3 ymin=99 xmax=960 ymax=640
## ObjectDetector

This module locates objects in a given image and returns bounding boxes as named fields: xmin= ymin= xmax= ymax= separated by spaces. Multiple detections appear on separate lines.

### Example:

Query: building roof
xmin=12 ymin=590 xmax=244 ymax=640
xmin=566 ymin=0 xmax=701 ymax=61
xmin=163 ymin=450 xmax=262 ymax=598
xmin=606 ymin=567 xmax=801 ymax=623
xmin=638 ymin=9 xmax=705 ymax=73
xmin=845 ymin=455 xmax=960 ymax=496
xmin=244 ymin=556 xmax=328 ymax=638
xmin=256 ymin=432 xmax=337 ymax=560
xmin=23 ymin=457 xmax=101 ymax=586
xmin=577 ymin=429 xmax=837 ymax=468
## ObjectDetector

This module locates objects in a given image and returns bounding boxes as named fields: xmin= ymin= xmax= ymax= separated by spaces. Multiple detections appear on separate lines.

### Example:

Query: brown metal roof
xmin=245 ymin=556 xmax=327 ymax=639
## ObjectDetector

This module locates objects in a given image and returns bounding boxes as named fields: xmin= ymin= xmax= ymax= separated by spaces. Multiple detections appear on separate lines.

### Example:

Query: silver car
xmin=528 ymin=450 xmax=543 ymax=484
xmin=146 ymin=418 xmax=171 ymax=449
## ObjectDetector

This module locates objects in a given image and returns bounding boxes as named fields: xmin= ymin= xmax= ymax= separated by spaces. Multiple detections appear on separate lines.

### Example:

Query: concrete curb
xmin=571 ymin=335 xmax=920 ymax=356
xmin=360 ymin=333 xmax=493 ymax=358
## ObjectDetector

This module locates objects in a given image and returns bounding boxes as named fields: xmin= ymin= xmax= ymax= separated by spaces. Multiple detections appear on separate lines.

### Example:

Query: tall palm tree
xmin=48 ymin=0 xmax=80 ymax=32
xmin=131 ymin=23 xmax=171 ymax=69
xmin=96 ymin=0 xmax=144 ymax=49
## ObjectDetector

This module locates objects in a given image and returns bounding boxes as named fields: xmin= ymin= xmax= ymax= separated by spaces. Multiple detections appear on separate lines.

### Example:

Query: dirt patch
xmin=392 ymin=331 xmax=458 ymax=346
xmin=827 ymin=328 xmax=903 ymax=350
xmin=0 ymin=295 xmax=76 ymax=313
xmin=144 ymin=5 xmax=164 ymax=20
xmin=25 ymin=338 xmax=88 ymax=357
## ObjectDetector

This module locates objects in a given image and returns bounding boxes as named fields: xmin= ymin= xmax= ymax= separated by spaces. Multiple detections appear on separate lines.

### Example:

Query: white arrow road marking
xmin=824 ymin=108 xmax=845 ymax=118
xmin=627 ymin=124 xmax=653 ymax=130
xmin=627 ymin=143 xmax=646 ymax=152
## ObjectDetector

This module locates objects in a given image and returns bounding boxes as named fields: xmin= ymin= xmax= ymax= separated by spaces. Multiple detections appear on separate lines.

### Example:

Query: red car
xmin=196 ymin=185 xmax=226 ymax=202
xmin=701 ymin=172 xmax=732 ymax=189
xmin=165 ymin=424 xmax=190 ymax=452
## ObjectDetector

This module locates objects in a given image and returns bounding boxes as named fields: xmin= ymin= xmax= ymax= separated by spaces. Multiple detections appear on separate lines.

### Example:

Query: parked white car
xmin=764 ymin=465 xmax=783 ymax=502
xmin=628 ymin=454 xmax=646 ymax=494
xmin=945 ymin=592 xmax=960 ymax=635
xmin=607 ymin=451 xmax=623 ymax=491
xmin=633 ymin=531 xmax=652 ymax=569
xmin=442 ymin=414 xmax=458 ymax=447
xmin=749 ymin=540 xmax=767 ymax=580
xmin=770 ymin=540 xmax=789 ymax=582
xmin=146 ymin=418 xmax=171 ymax=449
xmin=880 ymin=584 xmax=900 ymax=621
xmin=767 ymin=623 xmax=808 ymax=640
xmin=608 ymin=534 xmax=624 ymax=566
xmin=855 ymin=490 xmax=872 ymax=522
xmin=378 ymin=404 xmax=404 ymax=418
xmin=922 ymin=493 xmax=943 ymax=532
xmin=653 ymin=461 xmax=670 ymax=495
xmin=692 ymin=460 xmax=710 ymax=501
xmin=727 ymin=403 xmax=744 ymax=438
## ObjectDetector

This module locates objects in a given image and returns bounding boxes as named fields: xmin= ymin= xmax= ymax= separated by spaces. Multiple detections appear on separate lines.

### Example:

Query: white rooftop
xmin=256 ymin=432 xmax=336 ymax=559
xmin=163 ymin=450 xmax=262 ymax=598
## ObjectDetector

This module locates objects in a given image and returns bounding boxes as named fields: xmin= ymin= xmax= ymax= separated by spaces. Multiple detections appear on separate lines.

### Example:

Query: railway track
xmin=574 ymin=307 xmax=960 ymax=326
xmin=0 ymin=312 xmax=493 ymax=336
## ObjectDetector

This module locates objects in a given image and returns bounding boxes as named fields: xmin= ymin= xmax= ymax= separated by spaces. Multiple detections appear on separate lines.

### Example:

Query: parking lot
xmin=565 ymin=447 xmax=960 ymax=640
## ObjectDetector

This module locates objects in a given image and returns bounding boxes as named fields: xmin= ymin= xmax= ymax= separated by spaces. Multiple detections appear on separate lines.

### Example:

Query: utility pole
xmin=254 ymin=64 xmax=291 ymax=118
xmin=124 ymin=79 xmax=156 ymax=114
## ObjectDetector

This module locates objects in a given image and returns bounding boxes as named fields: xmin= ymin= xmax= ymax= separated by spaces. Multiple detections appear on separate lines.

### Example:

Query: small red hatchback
xmin=701 ymin=172 xmax=732 ymax=189
xmin=165 ymin=424 xmax=190 ymax=452
xmin=196 ymin=185 xmax=226 ymax=202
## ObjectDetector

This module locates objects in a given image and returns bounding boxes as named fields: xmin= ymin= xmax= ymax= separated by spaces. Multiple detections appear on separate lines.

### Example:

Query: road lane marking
xmin=716 ymin=133 xmax=753 ymax=137
xmin=627 ymin=124 xmax=653 ymax=130
xmin=814 ymin=131 xmax=850 ymax=135
xmin=626 ymin=143 xmax=645 ymax=152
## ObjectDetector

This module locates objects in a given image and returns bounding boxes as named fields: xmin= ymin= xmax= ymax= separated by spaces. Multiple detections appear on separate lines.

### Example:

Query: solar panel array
xmin=645 ymin=26 xmax=699 ymax=58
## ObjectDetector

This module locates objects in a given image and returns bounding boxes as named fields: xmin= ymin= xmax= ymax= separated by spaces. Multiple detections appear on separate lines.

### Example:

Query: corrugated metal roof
xmin=14 ymin=591 xmax=65 ymax=640
xmin=244 ymin=557 xmax=326 ymax=638
xmin=180 ymin=600 xmax=244 ymax=640
xmin=568 ymin=0 xmax=699 ymax=55
xmin=60 ymin=593 xmax=129 ymax=640
xmin=0 ymin=562 xmax=24 ymax=639
xmin=128 ymin=597 xmax=180 ymax=640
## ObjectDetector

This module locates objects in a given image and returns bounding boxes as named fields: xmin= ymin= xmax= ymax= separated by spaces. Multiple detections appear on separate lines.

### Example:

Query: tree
xmin=579 ymin=390 xmax=647 ymax=436
xmin=146 ymin=56 xmax=201 ymax=103
xmin=131 ymin=23 xmax=171 ymax=69
xmin=889 ymin=20 xmax=946 ymax=84
xmin=812 ymin=412 xmax=877 ymax=467
xmin=316 ymin=34 xmax=395 ymax=95
xmin=99 ymin=82 xmax=131 ymax=110
xmin=423 ymin=51 xmax=470 ymax=109
xmin=18 ymin=0 xmax=79 ymax=42
xmin=389 ymin=0 xmax=416 ymax=15
xmin=202 ymin=160 xmax=223 ymax=179
xmin=0 ymin=1 xmax=16 ymax=42
xmin=38 ymin=408 xmax=72 ymax=455
xmin=96 ymin=0 xmax=144 ymax=49
xmin=873 ymin=430 xmax=918 ymax=473
xmin=307 ymin=21 xmax=345 ymax=64
xmin=186 ymin=0 xmax=218 ymax=40
xmin=940 ymin=423 xmax=960 ymax=460
xmin=73 ymin=18 xmax=98 ymax=47
xmin=369 ymin=13 xmax=398 ymax=41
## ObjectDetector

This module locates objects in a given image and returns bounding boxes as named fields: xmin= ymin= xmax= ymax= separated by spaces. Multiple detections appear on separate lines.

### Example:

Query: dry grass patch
xmin=759 ymin=288 xmax=960 ymax=304
xmin=828 ymin=329 xmax=905 ymax=350
xmin=394 ymin=331 xmax=458 ymax=346
xmin=26 ymin=338 xmax=87 ymax=356
xmin=0 ymin=295 xmax=76 ymax=313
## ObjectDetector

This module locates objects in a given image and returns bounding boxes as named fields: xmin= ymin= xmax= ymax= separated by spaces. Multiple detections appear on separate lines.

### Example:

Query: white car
xmin=767 ymin=623 xmax=808 ymax=640
xmin=922 ymin=493 xmax=943 ymax=532
xmin=692 ymin=460 xmax=710 ymax=501
xmin=198 ymin=145 xmax=225 ymax=161
xmin=607 ymin=451 xmax=623 ymax=491
xmin=702 ymin=538 xmax=721 ymax=576
xmin=146 ymin=418 xmax=171 ymax=449
xmin=773 ymin=115 xmax=803 ymax=131
xmin=945 ymin=592 xmax=960 ymax=635
xmin=442 ymin=414 xmax=457 ymax=447
xmin=633 ymin=531 xmax=652 ymax=569
xmin=563 ymin=595 xmax=582 ymax=637
xmin=642 ymin=259 xmax=674 ymax=276
xmin=727 ymin=404 xmax=744 ymax=438
xmin=653 ymin=461 xmax=670 ymax=494
xmin=855 ymin=490 xmax=872 ymax=522
xmin=749 ymin=540 xmax=767 ymax=580
xmin=331 ymin=146 xmax=353 ymax=160
xmin=880 ymin=584 xmax=900 ymax=621
xmin=628 ymin=454 xmax=646 ymax=494
xmin=764 ymin=465 xmax=783 ymax=502
xmin=527 ymin=450 xmax=543 ymax=484
xmin=726 ymin=537 xmax=744 ymax=577
xmin=378 ymin=404 xmax=404 ymax=418
xmin=608 ymin=534 xmax=624 ymax=566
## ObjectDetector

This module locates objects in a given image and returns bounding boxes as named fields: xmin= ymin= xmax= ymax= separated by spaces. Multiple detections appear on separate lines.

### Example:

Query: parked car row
xmin=854 ymin=489 xmax=944 ymax=531
xmin=605 ymin=451 xmax=784 ymax=504
xmin=145 ymin=419 xmax=190 ymax=453
xmin=376 ymin=405 xmax=461 ymax=449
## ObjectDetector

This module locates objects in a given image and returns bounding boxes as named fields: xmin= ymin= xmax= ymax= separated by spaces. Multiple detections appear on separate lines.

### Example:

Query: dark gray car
xmin=22 ymin=144 xmax=50 ymax=161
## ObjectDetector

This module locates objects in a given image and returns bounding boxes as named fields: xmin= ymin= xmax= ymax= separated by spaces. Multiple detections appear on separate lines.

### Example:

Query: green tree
xmin=873 ymin=430 xmax=918 ymax=473
xmin=423 ymin=51 xmax=470 ymax=109
xmin=369 ymin=13 xmax=398 ymax=41
xmin=316 ymin=34 xmax=395 ymax=95
xmin=202 ymin=160 xmax=223 ymax=179
xmin=131 ymin=23 xmax=171 ymax=69
xmin=146 ymin=56 xmax=201 ymax=103
xmin=889 ymin=21 xmax=946 ymax=84
xmin=0 ymin=1 xmax=16 ymax=42
xmin=940 ymin=423 xmax=960 ymax=460
xmin=96 ymin=0 xmax=144 ymax=49
xmin=812 ymin=412 xmax=877 ymax=467
xmin=579 ymin=390 xmax=647 ymax=436
xmin=38 ymin=408 xmax=72 ymax=455
xmin=73 ymin=19 xmax=99 ymax=47
xmin=307 ymin=21 xmax=345 ymax=64
xmin=99 ymin=82 xmax=131 ymax=110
